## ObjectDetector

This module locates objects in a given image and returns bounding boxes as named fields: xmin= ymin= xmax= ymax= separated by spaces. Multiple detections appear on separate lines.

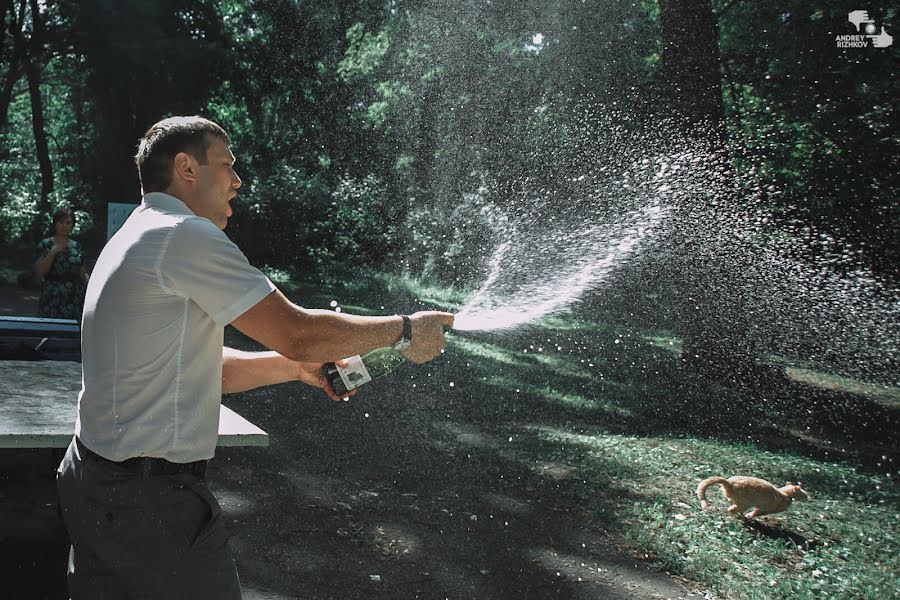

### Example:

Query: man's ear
xmin=173 ymin=152 xmax=197 ymax=183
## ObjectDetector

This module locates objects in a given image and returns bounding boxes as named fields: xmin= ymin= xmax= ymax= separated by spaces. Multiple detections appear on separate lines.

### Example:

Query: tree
xmin=658 ymin=0 xmax=763 ymax=381
xmin=23 ymin=0 xmax=52 ymax=240
xmin=66 ymin=0 xmax=228 ymax=207
xmin=0 ymin=0 xmax=26 ymax=130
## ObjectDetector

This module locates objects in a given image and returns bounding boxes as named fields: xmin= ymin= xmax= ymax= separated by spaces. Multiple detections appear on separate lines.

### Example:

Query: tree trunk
xmin=658 ymin=0 xmax=725 ymax=132
xmin=0 ymin=0 xmax=25 ymax=129
xmin=658 ymin=0 xmax=767 ymax=384
xmin=25 ymin=0 xmax=52 ymax=241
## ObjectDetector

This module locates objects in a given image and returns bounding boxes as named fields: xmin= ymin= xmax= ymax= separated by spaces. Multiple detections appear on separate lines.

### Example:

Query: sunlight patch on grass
xmin=451 ymin=335 xmax=601 ymax=383
xmin=528 ymin=351 xmax=601 ymax=381
xmin=540 ymin=388 xmax=633 ymax=417
xmin=335 ymin=303 xmax=380 ymax=316
xmin=527 ymin=313 xmax=620 ymax=333
xmin=367 ymin=271 xmax=471 ymax=309
xmin=786 ymin=367 xmax=900 ymax=408
xmin=450 ymin=336 xmax=534 ymax=367
xmin=643 ymin=334 xmax=682 ymax=355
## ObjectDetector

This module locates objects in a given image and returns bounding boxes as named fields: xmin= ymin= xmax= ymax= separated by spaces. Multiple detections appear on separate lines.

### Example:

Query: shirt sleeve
xmin=161 ymin=217 xmax=277 ymax=327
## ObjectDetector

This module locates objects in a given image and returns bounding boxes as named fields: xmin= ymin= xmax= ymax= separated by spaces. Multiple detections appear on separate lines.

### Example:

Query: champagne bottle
xmin=323 ymin=347 xmax=409 ymax=396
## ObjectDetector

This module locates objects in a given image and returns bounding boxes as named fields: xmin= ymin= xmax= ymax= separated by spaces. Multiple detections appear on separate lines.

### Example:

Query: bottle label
xmin=335 ymin=355 xmax=372 ymax=391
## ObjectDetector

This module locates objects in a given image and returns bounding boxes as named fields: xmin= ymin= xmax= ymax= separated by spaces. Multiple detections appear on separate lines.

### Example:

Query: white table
xmin=0 ymin=360 xmax=268 ymax=448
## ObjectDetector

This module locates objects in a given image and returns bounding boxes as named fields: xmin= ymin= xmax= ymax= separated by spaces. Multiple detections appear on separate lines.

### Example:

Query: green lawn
xmin=311 ymin=270 xmax=898 ymax=600
xmin=445 ymin=314 xmax=898 ymax=599
xmin=24 ymin=255 xmax=889 ymax=599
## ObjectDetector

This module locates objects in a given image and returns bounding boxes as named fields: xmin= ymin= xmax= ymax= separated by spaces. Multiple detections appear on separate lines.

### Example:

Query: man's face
xmin=193 ymin=137 xmax=242 ymax=229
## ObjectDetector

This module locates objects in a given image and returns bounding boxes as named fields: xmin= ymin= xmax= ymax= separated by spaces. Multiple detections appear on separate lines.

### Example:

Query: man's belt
xmin=75 ymin=437 xmax=208 ymax=479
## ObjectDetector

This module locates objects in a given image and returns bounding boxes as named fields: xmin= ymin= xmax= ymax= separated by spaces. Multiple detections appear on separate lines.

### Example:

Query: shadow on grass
xmin=215 ymin=329 xmax=689 ymax=599
xmin=740 ymin=519 xmax=820 ymax=551
xmin=456 ymin=322 xmax=899 ymax=476
xmin=215 ymin=278 xmax=895 ymax=598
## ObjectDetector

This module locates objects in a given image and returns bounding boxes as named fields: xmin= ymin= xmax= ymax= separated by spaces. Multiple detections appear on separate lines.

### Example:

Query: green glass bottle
xmin=323 ymin=347 xmax=408 ymax=396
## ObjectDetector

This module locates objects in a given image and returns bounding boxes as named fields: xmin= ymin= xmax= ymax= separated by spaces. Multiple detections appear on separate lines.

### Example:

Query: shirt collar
xmin=142 ymin=192 xmax=196 ymax=216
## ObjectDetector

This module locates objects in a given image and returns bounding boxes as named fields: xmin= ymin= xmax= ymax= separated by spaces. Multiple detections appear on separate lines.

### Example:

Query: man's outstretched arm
xmin=230 ymin=288 xmax=453 ymax=364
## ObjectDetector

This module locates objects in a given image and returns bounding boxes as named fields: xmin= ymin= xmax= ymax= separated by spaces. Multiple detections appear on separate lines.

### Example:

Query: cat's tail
xmin=697 ymin=476 xmax=730 ymax=509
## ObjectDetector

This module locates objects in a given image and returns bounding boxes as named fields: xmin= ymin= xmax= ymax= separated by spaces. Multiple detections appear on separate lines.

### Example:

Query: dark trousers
xmin=56 ymin=437 xmax=242 ymax=599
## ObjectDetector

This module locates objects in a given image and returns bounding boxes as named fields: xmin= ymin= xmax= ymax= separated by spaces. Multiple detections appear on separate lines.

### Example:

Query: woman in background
xmin=33 ymin=208 xmax=89 ymax=320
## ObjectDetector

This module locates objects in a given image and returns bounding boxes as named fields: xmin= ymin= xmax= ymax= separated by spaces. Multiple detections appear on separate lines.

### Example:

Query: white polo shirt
xmin=76 ymin=192 xmax=276 ymax=463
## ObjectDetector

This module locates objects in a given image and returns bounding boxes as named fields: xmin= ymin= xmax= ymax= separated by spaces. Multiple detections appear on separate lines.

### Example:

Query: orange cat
xmin=697 ymin=476 xmax=808 ymax=519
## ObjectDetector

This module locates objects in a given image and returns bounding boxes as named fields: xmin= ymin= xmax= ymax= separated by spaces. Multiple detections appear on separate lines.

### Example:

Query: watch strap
xmin=401 ymin=315 xmax=412 ymax=342
xmin=392 ymin=315 xmax=412 ymax=351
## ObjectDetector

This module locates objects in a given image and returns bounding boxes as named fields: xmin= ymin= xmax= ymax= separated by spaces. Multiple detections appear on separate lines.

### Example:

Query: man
xmin=56 ymin=116 xmax=453 ymax=598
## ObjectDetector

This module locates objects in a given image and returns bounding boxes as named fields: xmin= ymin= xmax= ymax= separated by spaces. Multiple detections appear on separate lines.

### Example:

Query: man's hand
xmin=848 ymin=10 xmax=874 ymax=32
xmin=223 ymin=347 xmax=357 ymax=398
xmin=294 ymin=360 xmax=357 ymax=402
xmin=402 ymin=311 xmax=454 ymax=364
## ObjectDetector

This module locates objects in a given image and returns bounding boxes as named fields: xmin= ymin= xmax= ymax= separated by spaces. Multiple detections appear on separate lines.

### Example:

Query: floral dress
xmin=34 ymin=237 xmax=87 ymax=320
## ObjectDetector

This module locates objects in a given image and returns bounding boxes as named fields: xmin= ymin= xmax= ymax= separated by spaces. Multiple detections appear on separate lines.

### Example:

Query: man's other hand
xmin=403 ymin=311 xmax=455 ymax=364
xmin=296 ymin=360 xmax=357 ymax=402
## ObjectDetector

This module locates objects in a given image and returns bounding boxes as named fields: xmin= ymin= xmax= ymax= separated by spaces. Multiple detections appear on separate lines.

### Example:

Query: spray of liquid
xmin=453 ymin=186 xmax=670 ymax=332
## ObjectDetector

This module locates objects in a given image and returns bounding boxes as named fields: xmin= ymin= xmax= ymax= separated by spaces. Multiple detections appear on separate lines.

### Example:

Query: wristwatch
xmin=392 ymin=315 xmax=412 ymax=352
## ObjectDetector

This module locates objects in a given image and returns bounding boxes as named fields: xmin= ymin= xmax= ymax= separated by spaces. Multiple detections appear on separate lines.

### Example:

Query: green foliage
xmin=0 ymin=93 xmax=39 ymax=241
xmin=229 ymin=167 xmax=397 ymax=272
xmin=718 ymin=2 xmax=898 ymax=272
xmin=403 ymin=185 xmax=508 ymax=286
xmin=0 ymin=42 xmax=94 ymax=244
xmin=228 ymin=165 xmax=330 ymax=268
xmin=0 ymin=0 xmax=895 ymax=289
xmin=325 ymin=173 xmax=396 ymax=263
xmin=365 ymin=80 xmax=411 ymax=128
xmin=337 ymin=23 xmax=390 ymax=82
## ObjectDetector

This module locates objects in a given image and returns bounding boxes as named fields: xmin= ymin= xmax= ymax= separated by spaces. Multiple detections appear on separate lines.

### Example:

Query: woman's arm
xmin=221 ymin=347 xmax=348 ymax=400
xmin=34 ymin=242 xmax=63 ymax=278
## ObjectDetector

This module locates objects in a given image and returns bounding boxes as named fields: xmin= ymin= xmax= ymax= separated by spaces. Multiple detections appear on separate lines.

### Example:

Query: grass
xmin=525 ymin=427 xmax=898 ymax=599
xmin=267 ymin=269 xmax=900 ymax=599
xmin=785 ymin=367 xmax=900 ymax=410
xmin=444 ymin=311 xmax=899 ymax=598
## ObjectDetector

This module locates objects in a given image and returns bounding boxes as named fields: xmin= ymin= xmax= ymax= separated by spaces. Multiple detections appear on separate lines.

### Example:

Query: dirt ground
xmin=1 ymin=283 xmax=701 ymax=599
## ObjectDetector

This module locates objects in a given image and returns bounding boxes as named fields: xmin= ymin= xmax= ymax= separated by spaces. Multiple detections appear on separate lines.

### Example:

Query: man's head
xmin=135 ymin=116 xmax=241 ymax=229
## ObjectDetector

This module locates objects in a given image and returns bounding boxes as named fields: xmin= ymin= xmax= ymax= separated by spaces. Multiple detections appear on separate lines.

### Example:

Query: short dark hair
xmin=52 ymin=207 xmax=76 ymax=226
xmin=134 ymin=116 xmax=231 ymax=193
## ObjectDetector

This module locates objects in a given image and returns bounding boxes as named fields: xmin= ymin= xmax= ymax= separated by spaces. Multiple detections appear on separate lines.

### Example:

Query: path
xmin=215 ymin=332 xmax=699 ymax=599
xmin=0 ymin=284 xmax=701 ymax=599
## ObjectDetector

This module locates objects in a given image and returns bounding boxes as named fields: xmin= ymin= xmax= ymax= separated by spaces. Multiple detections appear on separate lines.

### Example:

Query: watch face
xmin=393 ymin=339 xmax=412 ymax=352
